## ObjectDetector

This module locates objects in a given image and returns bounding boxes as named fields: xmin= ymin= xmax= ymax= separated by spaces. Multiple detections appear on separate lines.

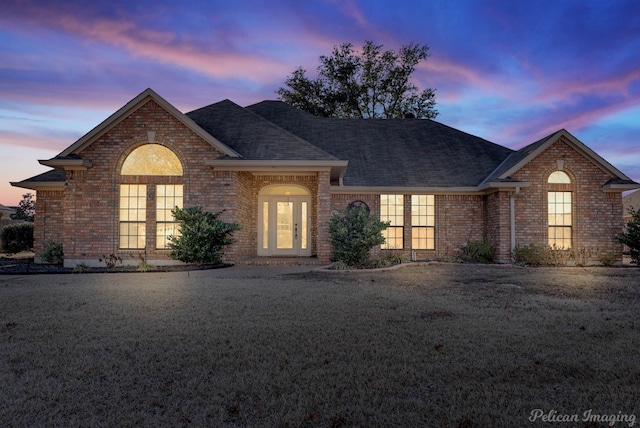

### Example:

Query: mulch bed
xmin=0 ymin=256 xmax=228 ymax=274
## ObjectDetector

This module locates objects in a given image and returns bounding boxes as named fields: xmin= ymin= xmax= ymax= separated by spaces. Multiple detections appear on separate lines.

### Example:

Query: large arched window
xmin=548 ymin=170 xmax=571 ymax=184
xmin=119 ymin=144 xmax=183 ymax=250
xmin=121 ymin=144 xmax=183 ymax=175
xmin=547 ymin=171 xmax=572 ymax=249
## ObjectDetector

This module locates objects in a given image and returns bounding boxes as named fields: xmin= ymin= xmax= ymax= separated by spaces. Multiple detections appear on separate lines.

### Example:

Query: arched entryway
xmin=258 ymin=185 xmax=311 ymax=256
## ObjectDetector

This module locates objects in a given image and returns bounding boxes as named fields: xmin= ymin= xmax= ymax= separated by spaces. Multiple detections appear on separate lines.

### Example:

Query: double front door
xmin=258 ymin=195 xmax=311 ymax=256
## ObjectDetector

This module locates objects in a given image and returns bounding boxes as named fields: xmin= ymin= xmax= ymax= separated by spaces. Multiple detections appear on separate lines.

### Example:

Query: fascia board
xmin=603 ymin=183 xmax=640 ymax=192
xmin=39 ymin=159 xmax=93 ymax=170
xmin=10 ymin=181 xmax=64 ymax=191
xmin=331 ymin=182 xmax=531 ymax=195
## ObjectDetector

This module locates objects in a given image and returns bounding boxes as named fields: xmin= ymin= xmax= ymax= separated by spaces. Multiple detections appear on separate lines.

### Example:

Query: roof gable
xmin=58 ymin=88 xmax=240 ymax=158
xmin=485 ymin=129 xmax=634 ymax=185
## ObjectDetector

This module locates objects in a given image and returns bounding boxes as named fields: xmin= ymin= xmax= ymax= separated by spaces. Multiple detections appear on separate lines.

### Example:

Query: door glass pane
xmin=277 ymin=202 xmax=294 ymax=249
xmin=301 ymin=201 xmax=308 ymax=250
xmin=262 ymin=202 xmax=269 ymax=249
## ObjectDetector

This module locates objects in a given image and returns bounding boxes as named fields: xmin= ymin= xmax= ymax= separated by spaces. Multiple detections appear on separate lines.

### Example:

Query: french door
xmin=258 ymin=195 xmax=311 ymax=256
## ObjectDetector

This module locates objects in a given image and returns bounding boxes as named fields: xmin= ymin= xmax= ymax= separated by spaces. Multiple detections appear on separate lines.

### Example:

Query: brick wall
xmin=62 ymin=99 xmax=226 ymax=266
xmin=485 ymin=191 xmax=512 ymax=262
xmin=512 ymin=137 xmax=623 ymax=262
xmin=330 ymin=193 xmax=484 ymax=261
xmin=33 ymin=190 xmax=64 ymax=260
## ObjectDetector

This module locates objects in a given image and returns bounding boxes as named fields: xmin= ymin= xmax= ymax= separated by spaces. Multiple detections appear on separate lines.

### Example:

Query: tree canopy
xmin=618 ymin=207 xmax=640 ymax=265
xmin=277 ymin=40 xmax=438 ymax=119
xmin=12 ymin=193 xmax=35 ymax=222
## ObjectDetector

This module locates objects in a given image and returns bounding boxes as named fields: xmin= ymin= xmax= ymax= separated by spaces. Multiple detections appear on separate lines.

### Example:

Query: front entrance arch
xmin=258 ymin=185 xmax=311 ymax=256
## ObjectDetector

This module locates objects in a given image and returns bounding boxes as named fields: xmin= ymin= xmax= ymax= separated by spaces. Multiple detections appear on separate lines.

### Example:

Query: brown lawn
xmin=1 ymin=263 xmax=638 ymax=427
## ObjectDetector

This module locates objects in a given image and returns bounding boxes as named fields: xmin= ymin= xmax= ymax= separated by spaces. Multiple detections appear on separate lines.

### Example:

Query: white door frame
xmin=258 ymin=186 xmax=311 ymax=257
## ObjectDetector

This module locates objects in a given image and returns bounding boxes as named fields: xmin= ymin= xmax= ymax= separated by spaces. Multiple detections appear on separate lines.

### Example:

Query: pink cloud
xmin=0 ymin=130 xmax=70 ymax=153
xmin=1 ymin=6 xmax=294 ymax=84
xmin=535 ymin=69 xmax=640 ymax=105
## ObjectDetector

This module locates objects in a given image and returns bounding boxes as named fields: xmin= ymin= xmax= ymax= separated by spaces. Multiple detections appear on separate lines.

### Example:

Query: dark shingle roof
xmin=480 ymin=132 xmax=557 ymax=185
xmin=17 ymin=169 xmax=66 ymax=183
xmin=247 ymin=101 xmax=514 ymax=187
xmin=186 ymin=100 xmax=338 ymax=161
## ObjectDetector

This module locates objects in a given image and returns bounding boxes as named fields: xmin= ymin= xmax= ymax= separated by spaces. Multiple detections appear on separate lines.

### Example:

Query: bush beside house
xmin=1 ymin=222 xmax=34 ymax=253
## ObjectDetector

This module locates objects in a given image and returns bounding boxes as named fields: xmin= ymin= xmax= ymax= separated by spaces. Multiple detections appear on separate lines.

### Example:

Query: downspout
xmin=509 ymin=187 xmax=520 ymax=261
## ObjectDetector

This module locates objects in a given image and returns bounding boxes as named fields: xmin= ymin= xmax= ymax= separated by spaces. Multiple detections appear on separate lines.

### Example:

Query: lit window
xmin=380 ymin=194 xmax=403 ymax=249
xmin=119 ymin=185 xmax=147 ymax=249
xmin=121 ymin=144 xmax=183 ymax=176
xmin=411 ymin=195 xmax=435 ymax=250
xmin=548 ymin=191 xmax=572 ymax=249
xmin=156 ymin=185 xmax=183 ymax=249
xmin=548 ymin=171 xmax=571 ymax=184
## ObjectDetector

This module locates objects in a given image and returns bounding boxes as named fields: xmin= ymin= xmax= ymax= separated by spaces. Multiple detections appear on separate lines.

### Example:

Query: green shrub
xmin=40 ymin=240 xmax=63 ymax=264
xmin=459 ymin=240 xmax=494 ymax=263
xmin=617 ymin=207 xmax=640 ymax=265
xmin=1 ymin=222 xmax=34 ymax=253
xmin=328 ymin=206 xmax=389 ymax=267
xmin=168 ymin=207 xmax=241 ymax=265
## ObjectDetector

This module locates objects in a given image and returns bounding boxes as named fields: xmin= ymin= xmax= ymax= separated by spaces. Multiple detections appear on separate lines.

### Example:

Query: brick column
xmin=316 ymin=171 xmax=332 ymax=264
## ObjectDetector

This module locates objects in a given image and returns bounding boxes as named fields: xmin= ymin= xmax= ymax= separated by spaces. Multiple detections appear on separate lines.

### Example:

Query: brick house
xmin=11 ymin=89 xmax=639 ymax=267
xmin=623 ymin=190 xmax=640 ymax=223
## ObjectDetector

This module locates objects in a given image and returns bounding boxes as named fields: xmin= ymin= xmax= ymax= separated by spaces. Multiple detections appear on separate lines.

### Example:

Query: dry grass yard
xmin=1 ymin=263 xmax=639 ymax=427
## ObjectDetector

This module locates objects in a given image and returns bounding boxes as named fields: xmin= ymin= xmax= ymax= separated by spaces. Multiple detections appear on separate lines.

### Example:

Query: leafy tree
xmin=617 ymin=207 xmax=640 ymax=265
xmin=12 ymin=193 xmax=35 ymax=222
xmin=1 ymin=222 xmax=34 ymax=253
xmin=168 ymin=207 xmax=241 ymax=265
xmin=277 ymin=40 xmax=438 ymax=119
xmin=328 ymin=206 xmax=389 ymax=267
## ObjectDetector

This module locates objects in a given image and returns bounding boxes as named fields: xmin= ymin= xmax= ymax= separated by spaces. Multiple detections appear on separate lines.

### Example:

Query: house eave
xmin=39 ymin=159 xmax=92 ymax=170
xmin=603 ymin=183 xmax=640 ymax=192
xmin=10 ymin=181 xmax=65 ymax=191
xmin=330 ymin=181 xmax=531 ymax=195
xmin=207 ymin=159 xmax=348 ymax=181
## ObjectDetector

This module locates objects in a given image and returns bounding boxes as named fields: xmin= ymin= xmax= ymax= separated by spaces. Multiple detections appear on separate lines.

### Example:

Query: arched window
xmin=547 ymin=171 xmax=572 ymax=249
xmin=548 ymin=170 xmax=571 ymax=184
xmin=121 ymin=144 xmax=183 ymax=175
xmin=119 ymin=144 xmax=183 ymax=250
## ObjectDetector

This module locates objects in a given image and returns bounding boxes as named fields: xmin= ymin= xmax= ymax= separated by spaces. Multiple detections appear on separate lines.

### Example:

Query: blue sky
xmin=1 ymin=0 xmax=639 ymax=205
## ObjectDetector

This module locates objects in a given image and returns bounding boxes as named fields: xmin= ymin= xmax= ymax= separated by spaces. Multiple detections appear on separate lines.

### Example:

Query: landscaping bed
xmin=0 ymin=255 xmax=227 ymax=274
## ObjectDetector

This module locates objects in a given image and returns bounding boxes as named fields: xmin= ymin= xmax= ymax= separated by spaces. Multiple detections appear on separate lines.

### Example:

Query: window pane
xmin=277 ymin=202 xmax=294 ymax=249
xmin=119 ymin=185 xmax=147 ymax=249
xmin=156 ymin=185 xmax=183 ymax=249
xmin=381 ymin=194 xmax=403 ymax=226
xmin=381 ymin=195 xmax=404 ymax=249
xmin=121 ymin=144 xmax=183 ymax=176
xmin=548 ymin=171 xmax=571 ymax=184
xmin=411 ymin=195 xmax=435 ymax=249
xmin=548 ymin=191 xmax=572 ymax=249
xmin=382 ymin=227 xmax=403 ymax=250
xmin=412 ymin=227 xmax=426 ymax=249
xmin=262 ymin=201 xmax=269 ymax=249
xmin=301 ymin=201 xmax=308 ymax=250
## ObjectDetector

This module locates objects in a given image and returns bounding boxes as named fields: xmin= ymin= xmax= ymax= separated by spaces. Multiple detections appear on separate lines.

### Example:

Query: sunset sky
xmin=1 ymin=0 xmax=639 ymax=206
